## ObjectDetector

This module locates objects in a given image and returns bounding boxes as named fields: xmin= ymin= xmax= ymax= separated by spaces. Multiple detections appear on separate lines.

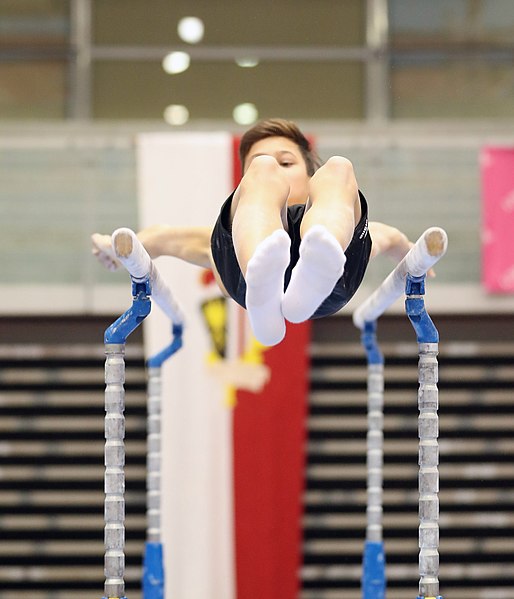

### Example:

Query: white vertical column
xmin=137 ymin=133 xmax=235 ymax=599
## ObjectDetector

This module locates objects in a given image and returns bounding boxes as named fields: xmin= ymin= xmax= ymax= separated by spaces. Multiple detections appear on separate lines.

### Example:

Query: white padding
xmin=112 ymin=227 xmax=185 ymax=326
xmin=352 ymin=227 xmax=448 ymax=329
xmin=149 ymin=263 xmax=186 ymax=325
xmin=112 ymin=228 xmax=152 ymax=280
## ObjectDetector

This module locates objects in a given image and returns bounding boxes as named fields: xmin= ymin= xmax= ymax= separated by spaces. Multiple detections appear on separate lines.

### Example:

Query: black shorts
xmin=211 ymin=191 xmax=372 ymax=319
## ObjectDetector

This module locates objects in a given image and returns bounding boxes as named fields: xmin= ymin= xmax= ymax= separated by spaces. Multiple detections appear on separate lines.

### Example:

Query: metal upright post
xmin=103 ymin=278 xmax=151 ymax=599
xmin=142 ymin=323 xmax=183 ymax=599
xmin=69 ymin=0 xmax=92 ymax=119
xmin=102 ymin=226 xmax=185 ymax=599
xmin=354 ymin=228 xmax=447 ymax=599
xmin=405 ymin=274 xmax=443 ymax=599
xmin=365 ymin=0 xmax=390 ymax=122
xmin=361 ymin=320 xmax=386 ymax=599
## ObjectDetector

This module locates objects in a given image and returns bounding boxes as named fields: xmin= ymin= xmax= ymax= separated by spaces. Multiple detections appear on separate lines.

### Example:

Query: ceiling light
xmin=177 ymin=16 xmax=204 ymax=44
xmin=162 ymin=51 xmax=191 ymax=75
xmin=163 ymin=105 xmax=190 ymax=126
xmin=233 ymin=103 xmax=258 ymax=126
xmin=236 ymin=58 xmax=259 ymax=68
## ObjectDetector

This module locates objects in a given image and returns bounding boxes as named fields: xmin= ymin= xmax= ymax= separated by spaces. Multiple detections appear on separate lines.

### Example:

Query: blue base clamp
xmin=143 ymin=542 xmax=165 ymax=599
xmin=362 ymin=540 xmax=386 ymax=599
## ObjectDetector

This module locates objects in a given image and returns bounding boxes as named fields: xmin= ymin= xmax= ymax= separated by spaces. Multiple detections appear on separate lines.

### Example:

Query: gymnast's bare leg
xmin=231 ymin=155 xmax=291 ymax=346
xmin=281 ymin=156 xmax=362 ymax=323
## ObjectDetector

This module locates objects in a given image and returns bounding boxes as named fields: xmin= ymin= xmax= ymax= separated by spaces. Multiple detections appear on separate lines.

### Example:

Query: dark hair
xmin=239 ymin=118 xmax=322 ymax=176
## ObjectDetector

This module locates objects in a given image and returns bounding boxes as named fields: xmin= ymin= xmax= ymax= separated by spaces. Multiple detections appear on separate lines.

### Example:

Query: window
xmin=389 ymin=0 xmax=514 ymax=118
xmin=0 ymin=0 xmax=70 ymax=118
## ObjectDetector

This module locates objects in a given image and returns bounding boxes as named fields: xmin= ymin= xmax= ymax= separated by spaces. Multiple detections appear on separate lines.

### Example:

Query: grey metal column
xmin=69 ymin=0 xmax=92 ymax=119
xmin=365 ymin=0 xmax=390 ymax=122
xmin=417 ymin=342 xmax=441 ymax=599
xmin=405 ymin=272 xmax=443 ymax=599
xmin=360 ymin=320 xmax=386 ymax=599
xmin=366 ymin=362 xmax=385 ymax=544
xmin=146 ymin=366 xmax=162 ymax=543
xmin=104 ymin=343 xmax=127 ymax=599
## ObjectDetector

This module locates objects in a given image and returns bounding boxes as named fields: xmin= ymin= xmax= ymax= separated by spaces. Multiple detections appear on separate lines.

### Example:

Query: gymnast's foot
xmin=282 ymin=225 xmax=346 ymax=323
xmin=245 ymin=229 xmax=290 ymax=346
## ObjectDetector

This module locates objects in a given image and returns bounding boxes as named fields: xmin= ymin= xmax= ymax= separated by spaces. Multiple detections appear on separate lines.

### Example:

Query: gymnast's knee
xmin=319 ymin=155 xmax=355 ymax=179
xmin=240 ymin=155 xmax=289 ymax=193
xmin=309 ymin=155 xmax=357 ymax=195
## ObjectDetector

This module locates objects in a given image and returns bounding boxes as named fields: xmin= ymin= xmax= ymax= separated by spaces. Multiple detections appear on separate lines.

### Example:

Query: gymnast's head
xmin=239 ymin=118 xmax=322 ymax=176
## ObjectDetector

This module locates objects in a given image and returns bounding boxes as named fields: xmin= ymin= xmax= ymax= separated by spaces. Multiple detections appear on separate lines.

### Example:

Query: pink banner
xmin=481 ymin=146 xmax=514 ymax=293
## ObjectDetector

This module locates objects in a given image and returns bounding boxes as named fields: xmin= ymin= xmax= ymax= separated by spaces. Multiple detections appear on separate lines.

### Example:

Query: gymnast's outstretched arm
xmin=92 ymin=225 xmax=229 ymax=294
xmin=91 ymin=225 xmax=213 ymax=270
xmin=368 ymin=221 xmax=435 ymax=276
xmin=369 ymin=221 xmax=412 ymax=261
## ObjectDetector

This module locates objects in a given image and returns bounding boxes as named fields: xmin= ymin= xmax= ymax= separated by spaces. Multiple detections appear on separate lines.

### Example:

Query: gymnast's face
xmin=245 ymin=136 xmax=310 ymax=205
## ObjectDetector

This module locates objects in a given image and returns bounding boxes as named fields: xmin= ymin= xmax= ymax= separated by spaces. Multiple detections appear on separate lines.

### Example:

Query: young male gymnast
xmin=92 ymin=118 xmax=413 ymax=346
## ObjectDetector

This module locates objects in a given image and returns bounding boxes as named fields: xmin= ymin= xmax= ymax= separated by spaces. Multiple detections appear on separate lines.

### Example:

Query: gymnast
xmin=92 ymin=118 xmax=415 ymax=346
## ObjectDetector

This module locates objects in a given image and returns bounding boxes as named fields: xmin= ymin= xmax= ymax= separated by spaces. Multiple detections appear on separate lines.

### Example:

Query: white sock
xmin=282 ymin=225 xmax=346 ymax=323
xmin=245 ymin=229 xmax=291 ymax=346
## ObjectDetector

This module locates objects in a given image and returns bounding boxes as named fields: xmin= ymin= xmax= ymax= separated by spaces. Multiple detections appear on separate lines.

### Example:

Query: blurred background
xmin=1 ymin=0 xmax=514 ymax=302
xmin=1 ymin=1 xmax=514 ymax=598
xmin=2 ymin=0 xmax=514 ymax=120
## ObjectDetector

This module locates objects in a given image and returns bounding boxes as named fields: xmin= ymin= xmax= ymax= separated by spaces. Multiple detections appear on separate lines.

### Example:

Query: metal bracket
xmin=405 ymin=275 xmax=439 ymax=344
xmin=362 ymin=320 xmax=384 ymax=366
xmin=104 ymin=278 xmax=152 ymax=344
xmin=146 ymin=323 xmax=184 ymax=368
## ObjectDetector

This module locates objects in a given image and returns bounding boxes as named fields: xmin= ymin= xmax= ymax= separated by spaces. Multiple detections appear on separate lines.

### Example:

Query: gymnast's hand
xmin=91 ymin=233 xmax=121 ymax=272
